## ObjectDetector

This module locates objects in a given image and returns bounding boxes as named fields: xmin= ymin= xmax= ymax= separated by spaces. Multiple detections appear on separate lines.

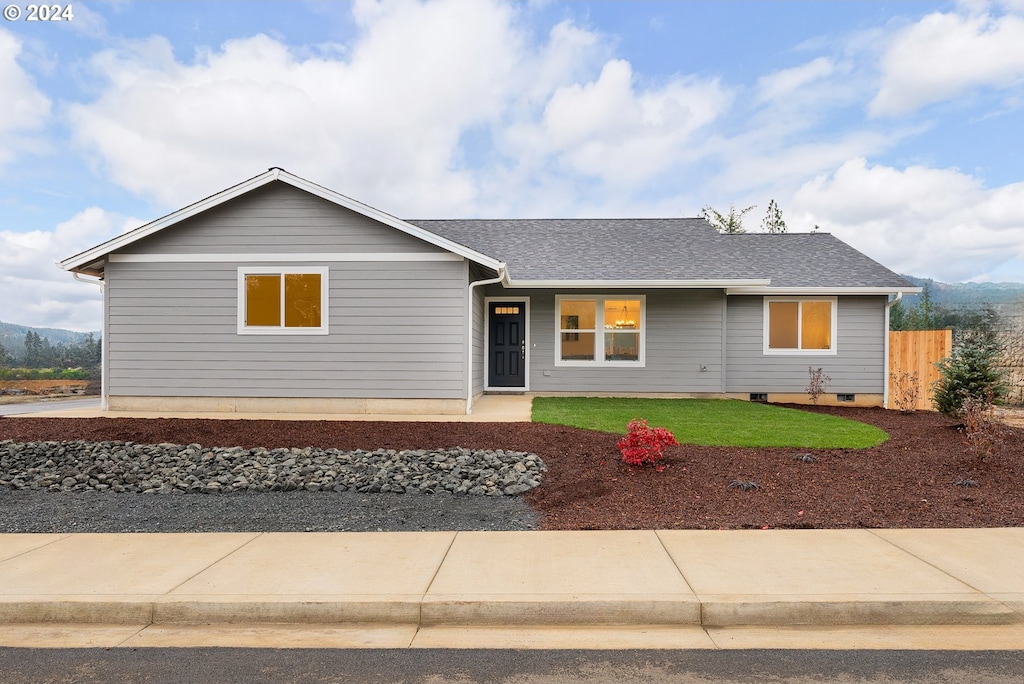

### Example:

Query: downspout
xmin=70 ymin=271 xmax=107 ymax=410
xmin=883 ymin=292 xmax=904 ymax=409
xmin=466 ymin=265 xmax=508 ymax=415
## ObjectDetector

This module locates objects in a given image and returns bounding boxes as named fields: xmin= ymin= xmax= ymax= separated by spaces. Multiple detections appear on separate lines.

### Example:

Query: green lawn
xmin=531 ymin=397 xmax=888 ymax=449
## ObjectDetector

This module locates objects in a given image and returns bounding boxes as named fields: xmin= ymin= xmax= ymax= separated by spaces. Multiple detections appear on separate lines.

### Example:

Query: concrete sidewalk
xmin=0 ymin=528 xmax=1022 ymax=649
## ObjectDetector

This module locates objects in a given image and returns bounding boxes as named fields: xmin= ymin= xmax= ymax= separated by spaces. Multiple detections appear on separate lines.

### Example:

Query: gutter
xmin=466 ymin=265 xmax=508 ymax=415
xmin=883 ymin=292 xmax=904 ymax=409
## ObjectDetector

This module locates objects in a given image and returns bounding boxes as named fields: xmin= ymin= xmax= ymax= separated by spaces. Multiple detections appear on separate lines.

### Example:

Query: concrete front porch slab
xmin=421 ymin=531 xmax=700 ymax=625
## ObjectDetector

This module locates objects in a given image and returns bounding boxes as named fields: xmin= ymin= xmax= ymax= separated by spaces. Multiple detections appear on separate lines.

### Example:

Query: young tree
xmin=761 ymin=199 xmax=787 ymax=234
xmin=700 ymin=204 xmax=755 ymax=234
xmin=932 ymin=329 xmax=1007 ymax=416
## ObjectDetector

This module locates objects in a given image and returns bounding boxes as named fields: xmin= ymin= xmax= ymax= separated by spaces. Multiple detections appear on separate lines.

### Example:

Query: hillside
xmin=0 ymin=321 xmax=99 ymax=357
xmin=899 ymin=276 xmax=1024 ymax=313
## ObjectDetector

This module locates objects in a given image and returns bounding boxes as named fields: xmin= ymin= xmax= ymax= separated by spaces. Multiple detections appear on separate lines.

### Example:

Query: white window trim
xmin=484 ymin=296 xmax=530 ymax=392
xmin=762 ymin=296 xmax=837 ymax=356
xmin=237 ymin=266 xmax=329 ymax=335
xmin=555 ymin=294 xmax=646 ymax=367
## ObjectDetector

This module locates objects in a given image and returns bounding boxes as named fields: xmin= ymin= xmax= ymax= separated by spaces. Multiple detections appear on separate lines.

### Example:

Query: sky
xmin=2 ymin=0 xmax=1024 ymax=333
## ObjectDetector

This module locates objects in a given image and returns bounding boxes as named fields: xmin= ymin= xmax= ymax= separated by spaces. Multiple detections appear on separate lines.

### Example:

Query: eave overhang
xmin=725 ymin=286 xmax=923 ymax=296
xmin=503 ymin=278 xmax=773 ymax=289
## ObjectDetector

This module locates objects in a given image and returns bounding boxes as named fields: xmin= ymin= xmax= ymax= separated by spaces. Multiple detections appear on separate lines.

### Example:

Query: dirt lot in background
xmin=0 ymin=380 xmax=89 ymax=394
xmin=1 ymin=405 xmax=1022 ymax=530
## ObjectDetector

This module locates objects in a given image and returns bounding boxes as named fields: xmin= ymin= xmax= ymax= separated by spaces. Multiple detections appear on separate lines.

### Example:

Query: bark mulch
xmin=1 ymin=405 xmax=1021 ymax=530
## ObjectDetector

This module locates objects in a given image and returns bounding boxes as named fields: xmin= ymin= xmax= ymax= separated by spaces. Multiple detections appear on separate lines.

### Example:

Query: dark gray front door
xmin=488 ymin=302 xmax=526 ymax=388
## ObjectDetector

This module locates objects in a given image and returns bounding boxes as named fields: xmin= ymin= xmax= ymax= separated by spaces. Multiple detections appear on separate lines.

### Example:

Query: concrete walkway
xmin=12 ymin=393 xmax=533 ymax=422
xmin=0 ymin=528 xmax=1022 ymax=650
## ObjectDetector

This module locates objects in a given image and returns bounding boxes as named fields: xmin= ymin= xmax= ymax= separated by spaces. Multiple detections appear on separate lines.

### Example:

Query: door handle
xmin=521 ymin=340 xmax=526 ymax=360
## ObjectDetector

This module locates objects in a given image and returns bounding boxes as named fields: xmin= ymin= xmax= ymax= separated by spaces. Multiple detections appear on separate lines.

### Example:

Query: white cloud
xmin=66 ymin=0 xmax=732 ymax=217
xmin=792 ymin=158 xmax=1024 ymax=281
xmin=0 ymin=208 xmax=140 ymax=331
xmin=505 ymin=59 xmax=731 ymax=188
xmin=871 ymin=8 xmax=1024 ymax=117
xmin=67 ymin=0 xmax=525 ymax=216
xmin=756 ymin=57 xmax=835 ymax=104
xmin=0 ymin=29 xmax=51 ymax=165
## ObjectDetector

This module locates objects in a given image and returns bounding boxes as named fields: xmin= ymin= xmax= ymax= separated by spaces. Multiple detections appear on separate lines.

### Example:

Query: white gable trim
xmin=60 ymin=168 xmax=503 ymax=273
xmin=109 ymin=252 xmax=464 ymax=263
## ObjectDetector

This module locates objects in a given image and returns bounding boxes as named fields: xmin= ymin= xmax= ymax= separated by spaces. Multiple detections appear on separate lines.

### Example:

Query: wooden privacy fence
xmin=888 ymin=330 xmax=953 ymax=411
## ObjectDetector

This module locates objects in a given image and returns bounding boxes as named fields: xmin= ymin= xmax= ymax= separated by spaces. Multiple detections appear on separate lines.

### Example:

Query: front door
xmin=488 ymin=301 xmax=526 ymax=388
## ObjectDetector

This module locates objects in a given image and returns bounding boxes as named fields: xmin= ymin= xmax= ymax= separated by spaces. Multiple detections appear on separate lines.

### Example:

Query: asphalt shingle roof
xmin=409 ymin=218 xmax=914 ymax=289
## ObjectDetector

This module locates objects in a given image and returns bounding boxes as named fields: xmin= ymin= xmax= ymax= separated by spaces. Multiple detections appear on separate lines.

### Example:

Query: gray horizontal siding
xmin=125 ymin=182 xmax=445 ymax=254
xmin=488 ymin=288 xmax=726 ymax=393
xmin=725 ymin=295 xmax=886 ymax=394
xmin=106 ymin=260 xmax=468 ymax=399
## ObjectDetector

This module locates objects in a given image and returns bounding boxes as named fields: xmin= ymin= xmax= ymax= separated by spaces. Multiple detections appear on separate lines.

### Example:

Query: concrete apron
xmin=1 ymin=529 xmax=1022 ymax=650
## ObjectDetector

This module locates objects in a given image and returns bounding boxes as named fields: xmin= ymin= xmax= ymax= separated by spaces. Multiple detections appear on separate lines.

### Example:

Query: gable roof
xmin=412 ymin=218 xmax=917 ymax=293
xmin=60 ymin=168 xmax=917 ymax=294
xmin=59 ymin=168 xmax=504 ymax=277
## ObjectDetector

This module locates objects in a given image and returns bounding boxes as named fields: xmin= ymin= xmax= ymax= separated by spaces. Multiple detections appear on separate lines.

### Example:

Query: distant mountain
xmin=0 ymin=321 xmax=99 ymax=357
xmin=899 ymin=276 xmax=1024 ymax=313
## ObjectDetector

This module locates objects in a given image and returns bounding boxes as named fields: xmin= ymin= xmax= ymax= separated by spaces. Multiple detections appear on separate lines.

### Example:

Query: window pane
xmin=605 ymin=332 xmax=639 ymax=361
xmin=246 ymin=275 xmax=281 ymax=326
xmin=801 ymin=301 xmax=832 ymax=350
xmin=605 ymin=299 xmax=640 ymax=330
xmin=560 ymin=300 xmax=595 ymax=330
xmin=284 ymin=273 xmax=322 ymax=328
xmin=768 ymin=301 xmax=799 ymax=349
xmin=561 ymin=332 xmax=595 ymax=360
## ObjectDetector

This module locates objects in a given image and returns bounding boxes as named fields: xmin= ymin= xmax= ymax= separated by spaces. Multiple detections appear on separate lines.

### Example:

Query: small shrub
xmin=806 ymin=367 xmax=832 ymax=405
xmin=889 ymin=371 xmax=920 ymax=413
xmin=959 ymin=389 xmax=1005 ymax=462
xmin=933 ymin=333 xmax=1006 ymax=416
xmin=617 ymin=418 xmax=679 ymax=468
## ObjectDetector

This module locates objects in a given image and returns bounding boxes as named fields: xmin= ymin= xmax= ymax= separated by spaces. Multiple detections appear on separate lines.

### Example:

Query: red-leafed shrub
xmin=616 ymin=418 xmax=679 ymax=469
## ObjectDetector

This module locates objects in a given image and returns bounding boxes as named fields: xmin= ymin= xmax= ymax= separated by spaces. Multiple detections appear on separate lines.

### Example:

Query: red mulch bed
xmin=1 ymin=406 xmax=1021 ymax=530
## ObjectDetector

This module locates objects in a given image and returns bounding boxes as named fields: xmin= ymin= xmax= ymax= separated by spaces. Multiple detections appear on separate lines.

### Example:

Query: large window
xmin=237 ymin=267 xmax=328 ymax=335
xmin=764 ymin=297 xmax=836 ymax=354
xmin=556 ymin=296 xmax=644 ymax=365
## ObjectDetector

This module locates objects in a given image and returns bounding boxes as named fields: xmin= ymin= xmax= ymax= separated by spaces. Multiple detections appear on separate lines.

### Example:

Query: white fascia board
xmin=726 ymin=286 xmax=923 ymax=296
xmin=60 ymin=168 xmax=503 ymax=273
xmin=504 ymin=278 xmax=772 ymax=289
xmin=109 ymin=252 xmax=465 ymax=263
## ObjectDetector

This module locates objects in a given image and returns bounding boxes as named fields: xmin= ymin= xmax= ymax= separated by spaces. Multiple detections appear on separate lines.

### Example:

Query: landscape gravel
xmin=0 ymin=439 xmax=544 ymax=533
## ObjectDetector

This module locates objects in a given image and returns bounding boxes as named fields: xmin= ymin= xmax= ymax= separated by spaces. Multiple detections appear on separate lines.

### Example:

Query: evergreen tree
xmin=932 ymin=329 xmax=1006 ymax=415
